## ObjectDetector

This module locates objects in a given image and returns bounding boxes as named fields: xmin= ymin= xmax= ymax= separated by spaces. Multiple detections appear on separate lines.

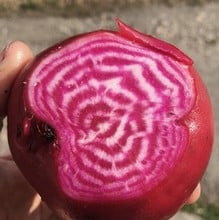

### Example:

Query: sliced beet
xmin=7 ymin=20 xmax=214 ymax=220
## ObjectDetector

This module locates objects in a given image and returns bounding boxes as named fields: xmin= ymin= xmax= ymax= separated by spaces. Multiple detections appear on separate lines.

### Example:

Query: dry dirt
xmin=0 ymin=1 xmax=219 ymax=219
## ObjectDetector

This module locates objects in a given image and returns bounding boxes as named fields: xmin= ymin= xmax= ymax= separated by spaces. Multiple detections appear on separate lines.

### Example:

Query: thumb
xmin=186 ymin=183 xmax=201 ymax=204
xmin=0 ymin=41 xmax=33 ymax=119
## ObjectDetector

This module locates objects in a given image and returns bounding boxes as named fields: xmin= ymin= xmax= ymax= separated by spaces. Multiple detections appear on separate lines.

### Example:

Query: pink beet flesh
xmin=7 ymin=20 xmax=213 ymax=220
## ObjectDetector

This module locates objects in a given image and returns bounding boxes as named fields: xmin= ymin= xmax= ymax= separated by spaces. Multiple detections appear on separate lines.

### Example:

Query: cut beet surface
xmin=7 ymin=20 xmax=214 ymax=220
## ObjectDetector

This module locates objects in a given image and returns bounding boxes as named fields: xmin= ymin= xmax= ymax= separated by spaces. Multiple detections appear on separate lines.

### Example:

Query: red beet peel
xmin=7 ymin=20 xmax=214 ymax=220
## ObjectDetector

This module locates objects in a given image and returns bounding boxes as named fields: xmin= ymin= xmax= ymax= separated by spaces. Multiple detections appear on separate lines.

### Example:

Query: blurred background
xmin=0 ymin=0 xmax=218 ymax=219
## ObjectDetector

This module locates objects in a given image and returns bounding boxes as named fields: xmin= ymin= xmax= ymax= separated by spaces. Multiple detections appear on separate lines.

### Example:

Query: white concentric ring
xmin=26 ymin=32 xmax=195 ymax=201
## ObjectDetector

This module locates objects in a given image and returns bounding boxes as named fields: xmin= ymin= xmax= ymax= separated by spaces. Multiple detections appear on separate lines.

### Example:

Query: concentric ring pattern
xmin=26 ymin=32 xmax=195 ymax=201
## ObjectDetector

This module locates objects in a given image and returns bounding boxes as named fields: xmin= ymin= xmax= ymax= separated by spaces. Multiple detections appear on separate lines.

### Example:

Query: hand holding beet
xmin=5 ymin=20 xmax=214 ymax=220
xmin=0 ymin=41 xmax=60 ymax=220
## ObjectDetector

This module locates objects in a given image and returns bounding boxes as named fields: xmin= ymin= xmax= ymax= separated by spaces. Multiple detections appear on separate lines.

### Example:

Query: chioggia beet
xmin=7 ymin=20 xmax=214 ymax=220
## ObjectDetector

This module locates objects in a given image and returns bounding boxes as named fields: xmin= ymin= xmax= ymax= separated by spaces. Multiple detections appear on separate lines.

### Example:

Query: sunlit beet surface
xmin=26 ymin=23 xmax=195 ymax=202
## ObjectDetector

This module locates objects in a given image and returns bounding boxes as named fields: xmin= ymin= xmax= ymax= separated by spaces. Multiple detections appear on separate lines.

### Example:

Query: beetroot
xmin=7 ymin=20 xmax=214 ymax=220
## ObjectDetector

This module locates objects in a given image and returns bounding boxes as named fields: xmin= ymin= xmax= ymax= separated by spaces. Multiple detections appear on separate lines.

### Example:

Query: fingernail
xmin=0 ymin=41 xmax=13 ymax=63
xmin=0 ymin=48 xmax=5 ymax=62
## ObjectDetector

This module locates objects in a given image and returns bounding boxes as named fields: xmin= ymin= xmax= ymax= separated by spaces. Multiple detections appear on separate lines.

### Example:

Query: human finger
xmin=186 ymin=183 xmax=201 ymax=204
xmin=0 ymin=41 xmax=33 ymax=119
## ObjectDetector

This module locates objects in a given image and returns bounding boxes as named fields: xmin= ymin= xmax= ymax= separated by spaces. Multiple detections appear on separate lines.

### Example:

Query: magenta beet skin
xmin=7 ymin=20 xmax=214 ymax=220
